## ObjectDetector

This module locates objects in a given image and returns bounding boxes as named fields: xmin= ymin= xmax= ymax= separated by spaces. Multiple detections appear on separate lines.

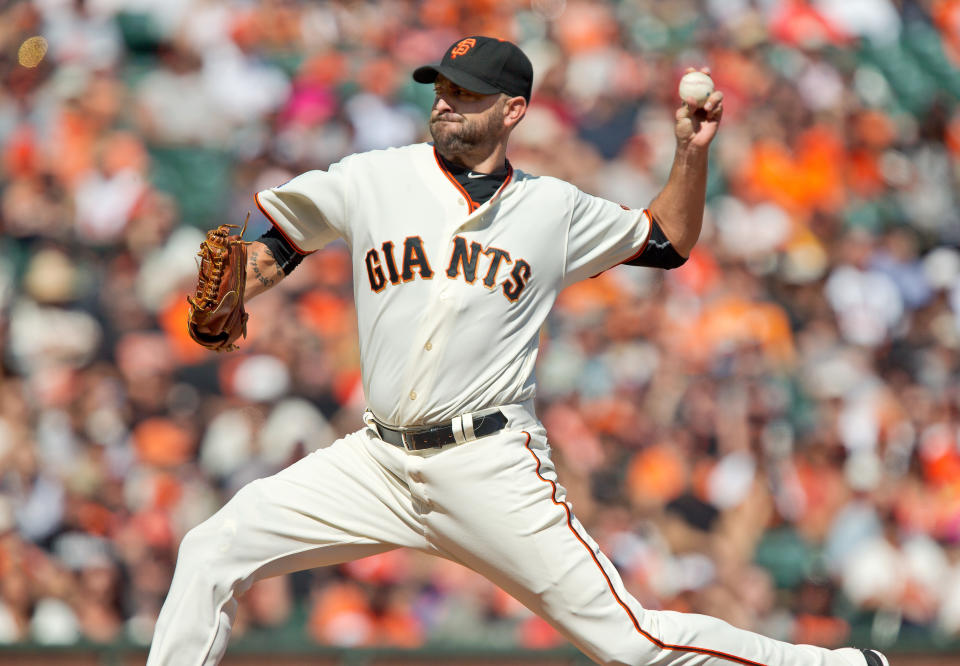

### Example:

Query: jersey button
xmin=457 ymin=198 xmax=465 ymax=206
xmin=424 ymin=341 xmax=432 ymax=351
xmin=409 ymin=390 xmax=417 ymax=400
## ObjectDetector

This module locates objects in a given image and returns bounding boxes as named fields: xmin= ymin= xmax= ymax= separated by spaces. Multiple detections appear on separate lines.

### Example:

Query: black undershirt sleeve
xmin=625 ymin=218 xmax=688 ymax=269
xmin=258 ymin=226 xmax=306 ymax=275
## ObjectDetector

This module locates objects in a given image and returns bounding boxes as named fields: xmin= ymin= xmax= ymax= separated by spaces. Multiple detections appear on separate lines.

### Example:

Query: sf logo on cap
xmin=451 ymin=38 xmax=476 ymax=58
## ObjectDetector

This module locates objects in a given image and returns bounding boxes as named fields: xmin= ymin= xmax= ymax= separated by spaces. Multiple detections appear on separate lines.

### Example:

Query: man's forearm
xmin=246 ymin=241 xmax=285 ymax=299
xmin=647 ymin=145 xmax=709 ymax=258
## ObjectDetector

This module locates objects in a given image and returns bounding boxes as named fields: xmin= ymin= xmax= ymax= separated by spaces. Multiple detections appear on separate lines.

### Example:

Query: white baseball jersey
xmin=151 ymin=141 xmax=879 ymax=666
xmin=254 ymin=142 xmax=651 ymax=426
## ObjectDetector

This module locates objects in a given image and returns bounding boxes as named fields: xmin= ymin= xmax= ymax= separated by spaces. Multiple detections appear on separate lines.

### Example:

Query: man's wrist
xmin=675 ymin=142 xmax=709 ymax=164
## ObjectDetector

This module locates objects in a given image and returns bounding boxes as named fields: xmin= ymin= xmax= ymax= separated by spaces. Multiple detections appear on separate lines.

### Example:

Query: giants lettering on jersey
xmin=365 ymin=235 xmax=531 ymax=302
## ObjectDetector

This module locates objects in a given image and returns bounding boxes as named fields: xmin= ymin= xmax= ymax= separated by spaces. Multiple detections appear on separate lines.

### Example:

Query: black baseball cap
xmin=413 ymin=36 xmax=533 ymax=101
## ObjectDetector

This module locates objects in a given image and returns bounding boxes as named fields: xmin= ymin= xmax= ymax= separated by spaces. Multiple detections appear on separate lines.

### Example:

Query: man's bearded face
xmin=429 ymin=82 xmax=505 ymax=158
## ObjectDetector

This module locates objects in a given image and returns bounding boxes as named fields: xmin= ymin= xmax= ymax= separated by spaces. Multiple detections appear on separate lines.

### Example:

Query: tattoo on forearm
xmin=250 ymin=250 xmax=275 ymax=287
xmin=263 ymin=246 xmax=284 ymax=280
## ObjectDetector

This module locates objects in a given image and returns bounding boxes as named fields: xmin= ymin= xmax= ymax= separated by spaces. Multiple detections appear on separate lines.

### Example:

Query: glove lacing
xmin=188 ymin=215 xmax=250 ymax=311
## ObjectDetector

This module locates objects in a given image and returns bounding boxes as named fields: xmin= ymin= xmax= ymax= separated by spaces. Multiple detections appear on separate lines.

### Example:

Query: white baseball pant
xmin=147 ymin=401 xmax=866 ymax=665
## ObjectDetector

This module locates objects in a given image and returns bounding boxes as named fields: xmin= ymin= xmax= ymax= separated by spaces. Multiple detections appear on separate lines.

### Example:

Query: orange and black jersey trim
xmin=254 ymin=191 xmax=314 ymax=276
xmin=625 ymin=211 xmax=687 ymax=269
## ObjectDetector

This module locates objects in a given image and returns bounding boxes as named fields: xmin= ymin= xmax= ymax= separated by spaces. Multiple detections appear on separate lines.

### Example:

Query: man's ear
xmin=503 ymin=96 xmax=527 ymax=128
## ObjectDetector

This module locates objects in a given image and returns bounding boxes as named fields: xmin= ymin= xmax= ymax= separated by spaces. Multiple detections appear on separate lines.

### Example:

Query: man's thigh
xmin=189 ymin=428 xmax=431 ymax=580
xmin=413 ymin=427 xmax=649 ymax=660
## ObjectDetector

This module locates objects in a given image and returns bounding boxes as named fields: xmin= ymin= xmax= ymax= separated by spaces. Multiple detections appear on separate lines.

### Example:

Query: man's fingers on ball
xmin=703 ymin=91 xmax=724 ymax=112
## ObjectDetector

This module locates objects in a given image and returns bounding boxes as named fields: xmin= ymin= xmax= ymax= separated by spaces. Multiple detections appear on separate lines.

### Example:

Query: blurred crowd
xmin=1 ymin=0 xmax=960 ymax=656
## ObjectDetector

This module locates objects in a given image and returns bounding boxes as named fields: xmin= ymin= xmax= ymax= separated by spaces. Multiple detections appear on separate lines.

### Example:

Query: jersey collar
xmin=432 ymin=146 xmax=514 ymax=213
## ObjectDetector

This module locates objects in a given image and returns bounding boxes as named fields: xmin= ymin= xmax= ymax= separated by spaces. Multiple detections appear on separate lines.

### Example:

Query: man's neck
xmin=436 ymin=144 xmax=509 ymax=175
xmin=437 ymin=152 xmax=510 ymax=178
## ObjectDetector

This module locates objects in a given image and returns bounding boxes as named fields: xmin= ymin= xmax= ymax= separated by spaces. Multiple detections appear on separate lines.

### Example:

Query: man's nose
xmin=433 ymin=95 xmax=454 ymax=114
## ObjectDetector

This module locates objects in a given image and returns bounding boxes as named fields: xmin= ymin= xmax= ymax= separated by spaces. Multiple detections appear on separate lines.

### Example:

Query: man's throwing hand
xmin=676 ymin=67 xmax=723 ymax=150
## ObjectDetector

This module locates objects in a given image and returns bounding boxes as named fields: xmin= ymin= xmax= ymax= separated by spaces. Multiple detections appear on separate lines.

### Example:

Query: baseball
xmin=678 ymin=71 xmax=714 ymax=107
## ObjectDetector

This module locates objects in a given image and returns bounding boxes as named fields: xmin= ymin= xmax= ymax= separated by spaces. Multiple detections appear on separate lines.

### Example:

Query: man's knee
xmin=541 ymin=599 xmax=657 ymax=666
xmin=176 ymin=482 xmax=259 ymax=563
xmin=176 ymin=522 xmax=213 ymax=565
xmin=173 ymin=514 xmax=245 ymax=598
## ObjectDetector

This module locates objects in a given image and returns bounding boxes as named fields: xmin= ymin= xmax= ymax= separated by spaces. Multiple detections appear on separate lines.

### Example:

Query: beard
xmin=429 ymin=105 xmax=502 ymax=161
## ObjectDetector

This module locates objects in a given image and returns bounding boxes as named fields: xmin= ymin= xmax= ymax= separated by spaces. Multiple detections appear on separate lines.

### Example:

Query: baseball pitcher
xmin=158 ymin=36 xmax=889 ymax=666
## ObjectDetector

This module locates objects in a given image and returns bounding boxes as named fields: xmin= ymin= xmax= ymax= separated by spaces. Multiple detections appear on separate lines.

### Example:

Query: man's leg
xmin=147 ymin=429 xmax=428 ymax=666
xmin=414 ymin=413 xmax=874 ymax=665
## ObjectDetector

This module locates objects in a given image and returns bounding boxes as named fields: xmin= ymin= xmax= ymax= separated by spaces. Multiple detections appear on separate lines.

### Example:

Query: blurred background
xmin=1 ymin=0 xmax=959 ymax=664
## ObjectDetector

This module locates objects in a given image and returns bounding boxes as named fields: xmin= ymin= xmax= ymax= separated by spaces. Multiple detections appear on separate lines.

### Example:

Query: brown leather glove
xmin=186 ymin=215 xmax=251 ymax=352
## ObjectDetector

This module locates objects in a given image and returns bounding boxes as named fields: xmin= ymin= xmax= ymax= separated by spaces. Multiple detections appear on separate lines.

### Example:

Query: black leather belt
xmin=375 ymin=410 xmax=508 ymax=451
